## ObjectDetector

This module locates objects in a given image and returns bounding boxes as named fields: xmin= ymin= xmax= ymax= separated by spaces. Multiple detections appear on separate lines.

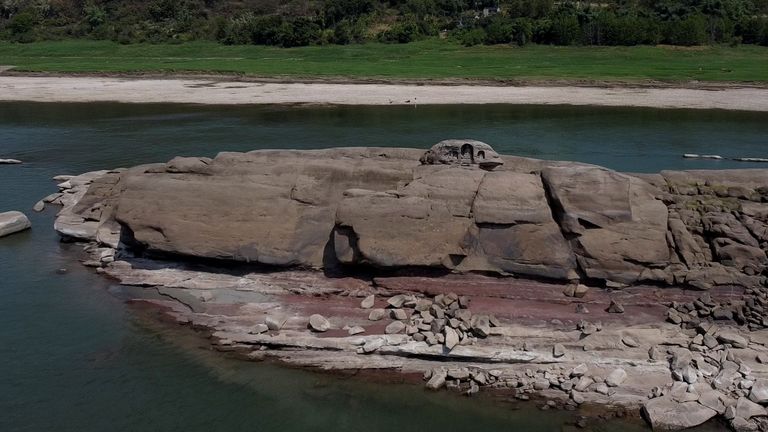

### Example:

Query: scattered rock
xmin=621 ymin=335 xmax=639 ymax=348
xmin=737 ymin=397 xmax=767 ymax=419
xmin=390 ymin=309 xmax=408 ymax=320
xmin=426 ymin=369 xmax=447 ymax=390
xmin=718 ymin=332 xmax=749 ymax=349
xmin=606 ymin=300 xmax=625 ymax=314
xmin=250 ymin=324 xmax=268 ymax=334
xmin=308 ymin=314 xmax=331 ymax=332
xmin=606 ymin=369 xmax=627 ymax=387
xmin=387 ymin=295 xmax=407 ymax=308
xmin=444 ymin=327 xmax=459 ymax=350
xmin=360 ymin=295 xmax=375 ymax=309
xmin=265 ymin=315 xmax=286 ymax=331
xmin=348 ymin=326 xmax=365 ymax=335
xmin=570 ymin=364 xmax=588 ymax=377
xmin=368 ymin=309 xmax=386 ymax=321
xmin=362 ymin=338 xmax=385 ymax=353
xmin=385 ymin=321 xmax=405 ymax=334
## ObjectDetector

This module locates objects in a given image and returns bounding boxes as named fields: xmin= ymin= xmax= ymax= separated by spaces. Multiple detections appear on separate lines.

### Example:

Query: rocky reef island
xmin=45 ymin=140 xmax=768 ymax=431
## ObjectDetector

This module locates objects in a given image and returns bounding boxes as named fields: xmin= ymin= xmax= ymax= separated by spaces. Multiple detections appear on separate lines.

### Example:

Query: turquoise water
xmin=1 ymin=102 xmax=760 ymax=432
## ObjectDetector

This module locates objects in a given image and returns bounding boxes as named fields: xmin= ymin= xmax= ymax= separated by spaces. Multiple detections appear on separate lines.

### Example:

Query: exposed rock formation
xmin=0 ymin=211 xmax=31 ymax=238
xmin=56 ymin=144 xmax=768 ymax=293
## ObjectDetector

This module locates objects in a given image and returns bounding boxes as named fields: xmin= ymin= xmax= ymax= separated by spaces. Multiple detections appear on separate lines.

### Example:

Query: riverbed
xmin=2 ymin=102 xmax=764 ymax=431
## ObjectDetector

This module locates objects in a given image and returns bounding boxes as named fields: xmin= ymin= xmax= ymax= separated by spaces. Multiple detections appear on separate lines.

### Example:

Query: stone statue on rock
xmin=420 ymin=139 xmax=503 ymax=170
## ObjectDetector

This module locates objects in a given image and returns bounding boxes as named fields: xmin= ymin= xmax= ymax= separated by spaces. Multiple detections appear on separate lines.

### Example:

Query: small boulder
xmin=362 ymin=338 xmax=386 ymax=353
xmin=390 ymin=309 xmax=408 ymax=320
xmin=308 ymin=314 xmax=331 ymax=332
xmin=622 ymin=335 xmax=639 ymax=348
xmin=32 ymin=200 xmax=45 ymax=212
xmin=387 ymin=294 xmax=407 ymax=308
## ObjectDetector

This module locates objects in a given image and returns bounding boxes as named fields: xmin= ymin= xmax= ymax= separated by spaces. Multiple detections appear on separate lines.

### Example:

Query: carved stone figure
xmin=419 ymin=139 xmax=504 ymax=170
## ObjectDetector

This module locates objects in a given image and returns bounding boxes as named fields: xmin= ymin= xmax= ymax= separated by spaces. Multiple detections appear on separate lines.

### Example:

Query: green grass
xmin=1 ymin=39 xmax=768 ymax=83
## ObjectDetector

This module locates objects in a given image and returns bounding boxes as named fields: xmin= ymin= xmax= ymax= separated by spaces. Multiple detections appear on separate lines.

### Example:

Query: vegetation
xmin=2 ymin=39 xmax=767 ymax=82
xmin=0 ymin=0 xmax=767 ymax=48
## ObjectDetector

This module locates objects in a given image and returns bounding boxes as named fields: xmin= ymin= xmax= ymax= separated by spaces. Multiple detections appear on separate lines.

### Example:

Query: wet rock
xmin=360 ymin=295 xmax=375 ymax=309
xmin=309 ymin=314 xmax=331 ymax=332
xmin=368 ymin=309 xmax=386 ymax=321
xmin=426 ymin=368 xmax=447 ymax=390
xmin=32 ymin=200 xmax=45 ymax=212
xmin=0 ymin=211 xmax=31 ymax=238
xmin=642 ymin=397 xmax=718 ymax=430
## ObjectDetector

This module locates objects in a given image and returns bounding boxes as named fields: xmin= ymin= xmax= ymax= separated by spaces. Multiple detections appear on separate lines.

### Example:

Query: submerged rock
xmin=0 ymin=211 xmax=31 ymax=238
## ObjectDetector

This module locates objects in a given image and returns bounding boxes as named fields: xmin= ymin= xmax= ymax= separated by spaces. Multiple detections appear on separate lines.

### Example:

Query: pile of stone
xmin=642 ymin=321 xmax=768 ymax=431
xmin=667 ymin=287 xmax=768 ymax=331
xmin=363 ymin=292 xmax=497 ymax=350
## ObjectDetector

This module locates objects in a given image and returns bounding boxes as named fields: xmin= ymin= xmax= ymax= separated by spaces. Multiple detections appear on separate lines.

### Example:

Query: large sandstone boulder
xmin=642 ymin=397 xmax=718 ymax=430
xmin=51 ymin=143 xmax=768 ymax=289
xmin=542 ymin=166 xmax=670 ymax=284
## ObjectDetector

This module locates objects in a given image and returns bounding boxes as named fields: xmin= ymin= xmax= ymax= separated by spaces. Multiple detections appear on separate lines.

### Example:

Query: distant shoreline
xmin=2 ymin=74 xmax=768 ymax=111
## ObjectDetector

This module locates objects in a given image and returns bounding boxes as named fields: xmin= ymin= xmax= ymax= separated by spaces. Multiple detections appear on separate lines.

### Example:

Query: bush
xmin=665 ymin=14 xmax=708 ymax=46
xmin=379 ymin=15 xmax=421 ymax=43
xmin=459 ymin=27 xmax=486 ymax=46
xmin=9 ymin=11 xmax=36 ymax=36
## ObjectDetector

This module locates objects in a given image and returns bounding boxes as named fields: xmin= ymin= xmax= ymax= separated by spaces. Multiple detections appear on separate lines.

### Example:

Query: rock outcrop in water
xmin=44 ymin=142 xmax=768 ymax=432
xmin=56 ymin=143 xmax=768 ymax=292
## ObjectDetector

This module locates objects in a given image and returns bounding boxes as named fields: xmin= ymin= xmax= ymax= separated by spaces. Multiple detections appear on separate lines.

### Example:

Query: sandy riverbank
xmin=1 ymin=75 xmax=768 ymax=110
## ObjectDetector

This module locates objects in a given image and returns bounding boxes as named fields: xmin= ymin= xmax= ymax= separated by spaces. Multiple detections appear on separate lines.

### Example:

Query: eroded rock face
xmin=55 ymin=144 xmax=768 ymax=289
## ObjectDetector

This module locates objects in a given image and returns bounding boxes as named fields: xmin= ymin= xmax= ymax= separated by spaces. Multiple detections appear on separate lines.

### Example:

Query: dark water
xmin=2 ymin=102 xmax=762 ymax=432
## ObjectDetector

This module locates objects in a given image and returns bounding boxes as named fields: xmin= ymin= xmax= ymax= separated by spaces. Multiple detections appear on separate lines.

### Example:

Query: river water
xmin=2 ymin=102 xmax=765 ymax=432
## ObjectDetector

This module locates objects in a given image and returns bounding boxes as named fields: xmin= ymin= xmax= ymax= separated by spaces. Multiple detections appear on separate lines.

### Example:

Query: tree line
xmin=1 ymin=0 xmax=767 ymax=47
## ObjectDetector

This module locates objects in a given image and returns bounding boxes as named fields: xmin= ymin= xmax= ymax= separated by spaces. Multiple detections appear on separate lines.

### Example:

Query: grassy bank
xmin=1 ymin=39 xmax=768 ymax=83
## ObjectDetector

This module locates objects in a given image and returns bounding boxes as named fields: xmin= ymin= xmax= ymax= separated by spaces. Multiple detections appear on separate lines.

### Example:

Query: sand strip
xmin=1 ymin=76 xmax=768 ymax=110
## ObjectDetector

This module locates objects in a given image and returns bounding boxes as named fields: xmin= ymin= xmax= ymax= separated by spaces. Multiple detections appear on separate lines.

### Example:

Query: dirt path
xmin=2 ymin=75 xmax=768 ymax=110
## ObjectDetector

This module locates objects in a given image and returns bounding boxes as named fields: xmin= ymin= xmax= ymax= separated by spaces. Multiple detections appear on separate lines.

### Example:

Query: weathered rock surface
xmin=0 ymin=211 xmax=31 ymax=238
xmin=53 ymin=145 xmax=768 ymax=290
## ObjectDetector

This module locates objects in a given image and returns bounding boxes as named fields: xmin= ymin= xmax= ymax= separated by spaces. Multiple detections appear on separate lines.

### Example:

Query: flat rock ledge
xmin=46 ymin=145 xmax=768 ymax=431
xmin=0 ymin=211 xmax=30 ymax=238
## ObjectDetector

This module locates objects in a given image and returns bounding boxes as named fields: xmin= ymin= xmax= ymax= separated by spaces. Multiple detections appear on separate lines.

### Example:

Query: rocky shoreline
xmin=44 ymin=143 xmax=768 ymax=431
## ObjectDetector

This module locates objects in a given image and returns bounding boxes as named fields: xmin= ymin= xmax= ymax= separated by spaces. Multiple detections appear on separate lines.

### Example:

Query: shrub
xmin=459 ymin=27 xmax=486 ymax=46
